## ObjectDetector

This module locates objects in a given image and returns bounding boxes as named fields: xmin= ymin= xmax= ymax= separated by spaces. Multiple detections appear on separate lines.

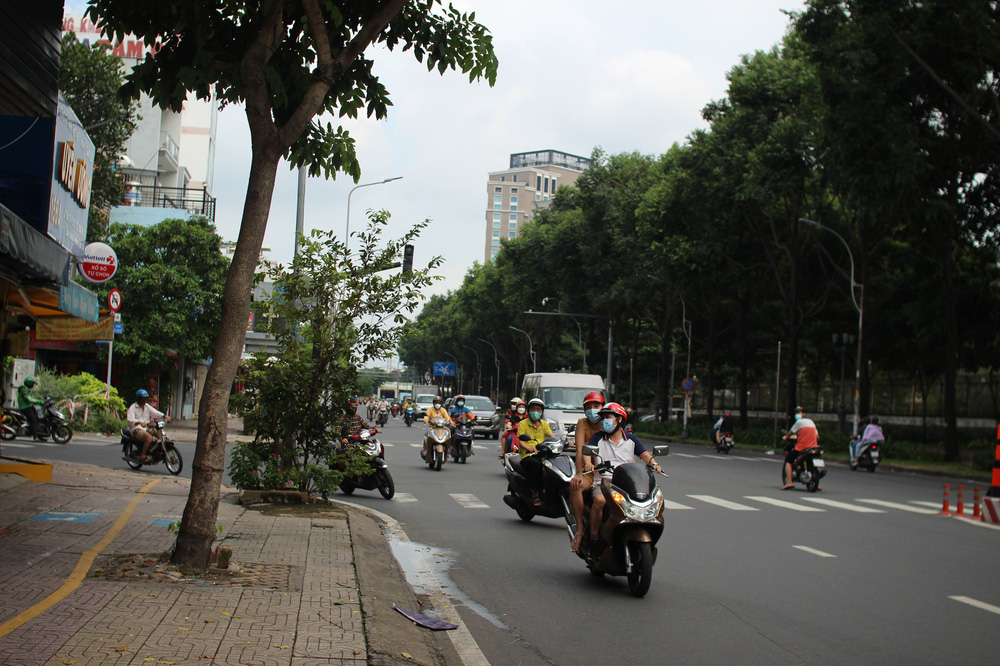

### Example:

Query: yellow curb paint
xmin=0 ymin=463 xmax=52 ymax=482
xmin=0 ymin=477 xmax=163 ymax=638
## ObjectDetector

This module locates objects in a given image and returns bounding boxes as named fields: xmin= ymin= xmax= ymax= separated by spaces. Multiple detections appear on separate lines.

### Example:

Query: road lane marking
xmin=911 ymin=501 xmax=942 ymax=509
xmin=800 ymin=497 xmax=885 ymax=513
xmin=745 ymin=496 xmax=825 ymax=512
xmin=393 ymin=493 xmax=418 ymax=503
xmin=0 ymin=477 xmax=162 ymax=638
xmin=450 ymin=493 xmax=490 ymax=509
xmin=687 ymin=495 xmax=759 ymax=511
xmin=731 ymin=456 xmax=762 ymax=461
xmin=409 ymin=443 xmax=423 ymax=448
xmin=662 ymin=499 xmax=695 ymax=510
xmin=950 ymin=596 xmax=1000 ymax=616
xmin=793 ymin=545 xmax=836 ymax=558
xmin=671 ymin=453 xmax=701 ymax=458
xmin=856 ymin=499 xmax=937 ymax=514
xmin=0 ymin=442 xmax=33 ymax=448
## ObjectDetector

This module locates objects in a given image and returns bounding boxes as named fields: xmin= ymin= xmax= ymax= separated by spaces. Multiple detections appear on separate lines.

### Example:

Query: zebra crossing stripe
xmin=393 ymin=493 xmax=418 ymax=503
xmin=800 ymin=497 xmax=885 ymax=513
xmin=450 ymin=493 xmax=490 ymax=509
xmin=661 ymin=499 xmax=695 ymax=510
xmin=687 ymin=495 xmax=759 ymax=511
xmin=856 ymin=499 xmax=937 ymax=514
xmin=745 ymin=496 xmax=825 ymax=512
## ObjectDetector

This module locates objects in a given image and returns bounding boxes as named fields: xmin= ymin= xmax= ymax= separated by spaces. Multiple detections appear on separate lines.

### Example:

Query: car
xmin=413 ymin=393 xmax=439 ymax=418
xmin=448 ymin=395 xmax=502 ymax=439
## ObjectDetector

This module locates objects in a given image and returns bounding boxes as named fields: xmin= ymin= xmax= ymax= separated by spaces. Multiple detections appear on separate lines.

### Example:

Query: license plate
xmin=812 ymin=458 xmax=825 ymax=468
xmin=871 ymin=452 xmax=879 ymax=460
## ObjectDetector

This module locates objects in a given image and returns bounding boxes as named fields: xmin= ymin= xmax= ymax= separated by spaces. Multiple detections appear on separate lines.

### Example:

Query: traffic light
xmin=402 ymin=244 xmax=414 ymax=274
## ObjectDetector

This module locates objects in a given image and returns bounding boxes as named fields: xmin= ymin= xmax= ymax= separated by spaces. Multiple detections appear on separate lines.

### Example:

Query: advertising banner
xmin=37 ymin=315 xmax=114 ymax=341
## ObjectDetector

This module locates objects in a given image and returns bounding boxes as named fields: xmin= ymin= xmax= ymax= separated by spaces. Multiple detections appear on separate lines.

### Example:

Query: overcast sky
xmin=69 ymin=0 xmax=805 ymax=295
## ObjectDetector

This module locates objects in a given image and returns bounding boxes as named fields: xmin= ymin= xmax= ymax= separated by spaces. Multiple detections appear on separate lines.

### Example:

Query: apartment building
xmin=484 ymin=149 xmax=591 ymax=262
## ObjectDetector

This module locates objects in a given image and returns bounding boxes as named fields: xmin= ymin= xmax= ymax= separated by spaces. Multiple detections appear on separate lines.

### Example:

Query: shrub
xmin=228 ymin=437 xmax=372 ymax=497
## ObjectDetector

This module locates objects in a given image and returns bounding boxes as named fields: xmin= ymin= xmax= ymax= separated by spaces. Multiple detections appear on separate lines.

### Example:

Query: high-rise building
xmin=484 ymin=150 xmax=591 ymax=262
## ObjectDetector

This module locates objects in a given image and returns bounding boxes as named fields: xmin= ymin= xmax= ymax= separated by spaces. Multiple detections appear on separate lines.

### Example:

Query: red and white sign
xmin=78 ymin=242 xmax=118 ymax=284
xmin=108 ymin=288 xmax=122 ymax=312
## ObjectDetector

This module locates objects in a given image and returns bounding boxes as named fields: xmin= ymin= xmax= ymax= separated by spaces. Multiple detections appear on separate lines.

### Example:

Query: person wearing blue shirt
xmin=449 ymin=394 xmax=476 ymax=421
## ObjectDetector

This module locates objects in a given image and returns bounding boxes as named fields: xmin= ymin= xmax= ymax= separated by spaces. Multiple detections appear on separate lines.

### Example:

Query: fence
xmin=123 ymin=184 xmax=216 ymax=221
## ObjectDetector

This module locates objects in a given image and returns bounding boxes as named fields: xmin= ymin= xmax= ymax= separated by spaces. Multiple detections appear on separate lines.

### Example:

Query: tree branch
xmin=242 ymin=0 xmax=285 ymax=151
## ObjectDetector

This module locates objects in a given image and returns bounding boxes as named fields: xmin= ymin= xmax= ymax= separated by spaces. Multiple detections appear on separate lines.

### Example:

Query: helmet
xmin=527 ymin=398 xmax=545 ymax=410
xmin=456 ymin=394 xmax=466 ymax=402
xmin=870 ymin=415 xmax=880 ymax=424
xmin=515 ymin=399 xmax=527 ymax=408
xmin=583 ymin=390 xmax=605 ymax=407
xmin=598 ymin=402 xmax=628 ymax=421
xmin=510 ymin=397 xmax=523 ymax=406
xmin=136 ymin=389 xmax=149 ymax=399
xmin=725 ymin=412 xmax=731 ymax=418
xmin=794 ymin=406 xmax=804 ymax=414
xmin=22 ymin=376 xmax=35 ymax=388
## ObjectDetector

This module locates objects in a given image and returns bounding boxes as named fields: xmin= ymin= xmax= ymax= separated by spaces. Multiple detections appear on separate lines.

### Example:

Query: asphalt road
xmin=7 ymin=418 xmax=999 ymax=664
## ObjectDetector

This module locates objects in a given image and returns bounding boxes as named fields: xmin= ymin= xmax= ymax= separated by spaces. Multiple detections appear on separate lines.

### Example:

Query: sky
xmin=67 ymin=0 xmax=805 ymax=296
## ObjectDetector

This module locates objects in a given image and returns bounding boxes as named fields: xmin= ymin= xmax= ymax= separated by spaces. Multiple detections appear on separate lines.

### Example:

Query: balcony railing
xmin=123 ymin=184 xmax=217 ymax=221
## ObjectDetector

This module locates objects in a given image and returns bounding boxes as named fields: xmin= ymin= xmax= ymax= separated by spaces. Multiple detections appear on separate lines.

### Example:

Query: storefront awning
xmin=1 ymin=202 xmax=71 ymax=283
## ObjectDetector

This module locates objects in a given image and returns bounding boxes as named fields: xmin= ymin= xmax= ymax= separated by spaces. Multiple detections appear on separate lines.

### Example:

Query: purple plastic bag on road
xmin=392 ymin=603 xmax=458 ymax=630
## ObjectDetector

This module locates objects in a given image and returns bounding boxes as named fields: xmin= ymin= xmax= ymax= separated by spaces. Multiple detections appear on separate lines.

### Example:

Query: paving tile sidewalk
xmin=0 ymin=462 xmax=371 ymax=666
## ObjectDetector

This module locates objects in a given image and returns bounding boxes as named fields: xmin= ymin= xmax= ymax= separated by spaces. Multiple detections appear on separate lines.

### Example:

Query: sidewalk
xmin=0 ymin=460 xmax=446 ymax=665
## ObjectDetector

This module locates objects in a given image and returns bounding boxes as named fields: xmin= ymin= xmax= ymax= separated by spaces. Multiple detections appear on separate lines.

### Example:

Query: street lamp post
xmin=478 ymin=338 xmax=500 ymax=400
xmin=463 ymin=345 xmax=481 ymax=394
xmin=801 ymin=218 xmax=864 ymax=436
xmin=508 ymin=326 xmax=536 ymax=374
xmin=679 ymin=294 xmax=693 ymax=439
xmin=345 ymin=177 xmax=403 ymax=250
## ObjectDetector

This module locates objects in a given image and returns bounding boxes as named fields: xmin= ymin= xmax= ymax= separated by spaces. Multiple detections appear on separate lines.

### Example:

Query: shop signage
xmin=37 ymin=314 xmax=114 ymax=341
xmin=59 ymin=281 xmax=99 ymax=322
xmin=77 ymin=241 xmax=118 ymax=283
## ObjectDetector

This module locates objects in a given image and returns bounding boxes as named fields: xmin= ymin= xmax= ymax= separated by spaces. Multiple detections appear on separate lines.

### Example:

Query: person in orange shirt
xmin=781 ymin=406 xmax=819 ymax=490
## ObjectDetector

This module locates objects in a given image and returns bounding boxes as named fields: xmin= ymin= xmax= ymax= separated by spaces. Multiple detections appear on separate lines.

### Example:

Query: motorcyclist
xmin=515 ymin=398 xmax=553 ymax=506
xmin=342 ymin=398 xmax=378 ymax=444
xmin=569 ymin=390 xmax=605 ymax=551
xmin=851 ymin=415 xmax=885 ymax=464
xmin=449 ymin=394 xmax=477 ymax=454
xmin=781 ymin=406 xmax=820 ymax=490
xmin=126 ymin=389 xmax=166 ymax=463
xmin=582 ymin=402 xmax=661 ymax=556
xmin=16 ymin=376 xmax=44 ymax=440
xmin=423 ymin=396 xmax=451 ymax=460
xmin=502 ymin=398 xmax=527 ymax=455
xmin=713 ymin=412 xmax=734 ymax=447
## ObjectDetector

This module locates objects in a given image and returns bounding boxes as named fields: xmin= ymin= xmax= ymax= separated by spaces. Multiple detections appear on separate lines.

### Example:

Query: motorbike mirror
xmin=652 ymin=444 xmax=670 ymax=457
xmin=582 ymin=444 xmax=598 ymax=457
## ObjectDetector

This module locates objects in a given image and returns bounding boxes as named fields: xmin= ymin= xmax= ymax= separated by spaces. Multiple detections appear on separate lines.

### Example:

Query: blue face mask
xmin=457 ymin=401 xmax=464 ymax=408
xmin=794 ymin=412 xmax=803 ymax=422
xmin=601 ymin=418 xmax=617 ymax=433
xmin=585 ymin=409 xmax=601 ymax=423
xmin=529 ymin=410 xmax=542 ymax=421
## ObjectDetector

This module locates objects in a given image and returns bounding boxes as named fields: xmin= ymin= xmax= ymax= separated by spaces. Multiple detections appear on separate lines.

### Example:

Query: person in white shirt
xmin=126 ymin=389 xmax=166 ymax=462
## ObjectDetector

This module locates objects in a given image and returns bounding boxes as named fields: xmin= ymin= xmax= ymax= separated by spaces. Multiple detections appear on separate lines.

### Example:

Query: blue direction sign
xmin=114 ymin=322 xmax=123 ymax=335
xmin=433 ymin=361 xmax=456 ymax=377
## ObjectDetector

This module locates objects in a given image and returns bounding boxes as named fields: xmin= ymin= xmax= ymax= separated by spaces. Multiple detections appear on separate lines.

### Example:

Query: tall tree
xmin=88 ymin=0 xmax=497 ymax=568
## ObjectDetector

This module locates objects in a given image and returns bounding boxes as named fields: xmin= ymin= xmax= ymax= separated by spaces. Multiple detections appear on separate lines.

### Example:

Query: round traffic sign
xmin=78 ymin=242 xmax=118 ymax=284
xmin=681 ymin=377 xmax=696 ymax=392
xmin=108 ymin=288 xmax=122 ymax=312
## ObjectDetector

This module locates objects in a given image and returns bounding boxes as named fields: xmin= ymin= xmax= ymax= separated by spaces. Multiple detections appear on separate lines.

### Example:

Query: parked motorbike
xmin=452 ymin=414 xmax=475 ymax=463
xmin=424 ymin=415 xmax=452 ymax=471
xmin=782 ymin=438 xmax=826 ymax=492
xmin=340 ymin=428 xmax=394 ymax=499
xmin=715 ymin=431 xmax=734 ymax=454
xmin=1 ymin=399 xmax=72 ymax=443
xmin=571 ymin=442 xmax=671 ymax=597
xmin=121 ymin=421 xmax=183 ymax=475
xmin=849 ymin=436 xmax=881 ymax=472
xmin=502 ymin=434 xmax=575 ymax=522
xmin=403 ymin=405 xmax=415 ymax=427
xmin=0 ymin=407 xmax=26 ymax=440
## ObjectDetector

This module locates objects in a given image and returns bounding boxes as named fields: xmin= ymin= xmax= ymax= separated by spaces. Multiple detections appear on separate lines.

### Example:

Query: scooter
xmin=121 ymin=421 xmax=183 ymax=475
xmin=377 ymin=408 xmax=389 ymax=427
xmin=502 ymin=434 xmax=575 ymax=522
xmin=571 ymin=441 xmax=671 ymax=597
xmin=403 ymin=405 xmax=415 ymax=427
xmin=340 ymin=428 xmax=394 ymax=499
xmin=782 ymin=439 xmax=826 ymax=492
xmin=391 ymin=403 xmax=400 ymax=417
xmin=2 ymin=399 xmax=73 ymax=443
xmin=715 ymin=431 xmax=734 ymax=454
xmin=0 ymin=407 xmax=26 ymax=440
xmin=452 ymin=414 xmax=475 ymax=463
xmin=424 ymin=415 xmax=452 ymax=471
xmin=849 ymin=436 xmax=881 ymax=472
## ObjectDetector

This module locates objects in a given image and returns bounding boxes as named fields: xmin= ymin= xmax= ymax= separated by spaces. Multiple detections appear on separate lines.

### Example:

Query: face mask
xmin=457 ymin=401 xmax=464 ymax=408
xmin=585 ymin=409 xmax=601 ymax=423
xmin=434 ymin=403 xmax=441 ymax=409
xmin=794 ymin=412 xmax=803 ymax=422
xmin=529 ymin=410 xmax=542 ymax=421
xmin=601 ymin=418 xmax=617 ymax=434
xmin=516 ymin=406 xmax=526 ymax=415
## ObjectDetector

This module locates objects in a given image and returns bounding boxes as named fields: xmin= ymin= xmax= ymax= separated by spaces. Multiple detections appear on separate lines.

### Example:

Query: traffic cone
xmin=987 ymin=424 xmax=1000 ymax=498
xmin=938 ymin=484 xmax=951 ymax=515
xmin=955 ymin=486 xmax=966 ymax=518
xmin=972 ymin=488 xmax=983 ymax=521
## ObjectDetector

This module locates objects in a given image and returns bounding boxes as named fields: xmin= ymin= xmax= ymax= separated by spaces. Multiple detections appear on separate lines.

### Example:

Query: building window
xmin=500 ymin=175 xmax=505 ymax=182
xmin=492 ymin=247 xmax=499 ymax=256
xmin=509 ymin=213 xmax=517 ymax=222
xmin=511 ymin=203 xmax=517 ymax=211
xmin=536 ymin=175 xmax=542 ymax=190
xmin=511 ymin=187 xmax=518 ymax=194
xmin=494 ymin=186 xmax=502 ymax=193
xmin=493 ymin=230 xmax=500 ymax=237
xmin=493 ymin=212 xmax=501 ymax=221
xmin=536 ymin=193 xmax=541 ymax=201
xmin=543 ymin=195 xmax=549 ymax=201
xmin=493 ymin=221 xmax=501 ymax=228
xmin=511 ymin=195 xmax=518 ymax=204
xmin=544 ymin=177 xmax=549 ymax=193
xmin=509 ymin=220 xmax=517 ymax=229
xmin=492 ymin=238 xmax=499 ymax=246
xmin=509 ymin=231 xmax=516 ymax=238
xmin=494 ymin=195 xmax=501 ymax=205
xmin=551 ymin=181 xmax=557 ymax=194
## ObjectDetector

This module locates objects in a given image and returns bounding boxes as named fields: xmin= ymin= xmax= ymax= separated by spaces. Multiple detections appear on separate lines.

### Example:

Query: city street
xmin=5 ymin=417 xmax=999 ymax=664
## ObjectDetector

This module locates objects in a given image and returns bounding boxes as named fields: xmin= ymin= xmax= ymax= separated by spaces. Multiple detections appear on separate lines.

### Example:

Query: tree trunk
xmin=657 ymin=296 xmax=672 ymax=421
xmin=738 ymin=292 xmax=749 ymax=429
xmin=171 ymin=149 xmax=280 ymax=568
xmin=941 ymin=244 xmax=960 ymax=462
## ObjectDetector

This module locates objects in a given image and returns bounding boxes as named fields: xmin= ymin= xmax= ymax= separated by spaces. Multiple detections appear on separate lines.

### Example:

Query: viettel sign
xmin=77 ymin=242 xmax=118 ymax=284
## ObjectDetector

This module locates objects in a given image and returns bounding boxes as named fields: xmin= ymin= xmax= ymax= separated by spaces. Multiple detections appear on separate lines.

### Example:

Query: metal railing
xmin=123 ymin=184 xmax=216 ymax=221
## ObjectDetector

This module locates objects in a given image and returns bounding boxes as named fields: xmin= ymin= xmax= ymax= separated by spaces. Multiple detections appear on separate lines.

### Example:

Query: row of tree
xmin=398 ymin=0 xmax=1000 ymax=462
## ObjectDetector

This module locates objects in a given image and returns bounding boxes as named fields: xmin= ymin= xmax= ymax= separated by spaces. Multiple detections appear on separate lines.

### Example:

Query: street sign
xmin=681 ymin=377 xmax=696 ymax=392
xmin=108 ymin=288 xmax=122 ymax=312
xmin=114 ymin=322 xmax=123 ymax=335
xmin=433 ymin=362 xmax=456 ymax=377
xmin=77 ymin=241 xmax=118 ymax=283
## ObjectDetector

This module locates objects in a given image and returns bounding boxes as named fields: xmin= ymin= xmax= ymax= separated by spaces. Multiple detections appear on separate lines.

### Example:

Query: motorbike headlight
xmin=612 ymin=485 xmax=663 ymax=522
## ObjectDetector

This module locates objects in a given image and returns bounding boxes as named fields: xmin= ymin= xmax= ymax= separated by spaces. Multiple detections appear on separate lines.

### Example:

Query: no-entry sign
xmin=108 ymin=288 xmax=122 ymax=312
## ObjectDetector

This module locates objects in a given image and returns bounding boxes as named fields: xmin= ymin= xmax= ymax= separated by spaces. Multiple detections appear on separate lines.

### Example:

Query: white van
xmin=520 ymin=373 xmax=607 ymax=447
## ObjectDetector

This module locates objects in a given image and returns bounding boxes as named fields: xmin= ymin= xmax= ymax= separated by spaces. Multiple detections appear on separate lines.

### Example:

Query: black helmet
xmin=870 ymin=415 xmax=880 ymax=424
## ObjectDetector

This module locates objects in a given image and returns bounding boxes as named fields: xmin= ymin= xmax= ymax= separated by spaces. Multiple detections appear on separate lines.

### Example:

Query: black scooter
xmin=340 ymin=428 xmax=394 ymax=499
xmin=1 ymin=399 xmax=72 ymax=443
xmin=782 ymin=439 xmax=826 ymax=492
xmin=452 ymin=415 xmax=475 ymax=463
xmin=121 ymin=421 xmax=183 ymax=475
xmin=502 ymin=434 xmax=575 ymax=522
xmin=715 ymin=431 xmax=734 ymax=454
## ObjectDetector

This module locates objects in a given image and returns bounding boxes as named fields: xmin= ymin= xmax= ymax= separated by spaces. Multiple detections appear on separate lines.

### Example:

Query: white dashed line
xmin=745 ymin=496 xmax=825 ymax=512
xmin=800 ymin=497 xmax=885 ymax=513
xmin=687 ymin=495 xmax=759 ymax=511
xmin=793 ymin=545 xmax=836 ymax=558
xmin=949 ymin=596 xmax=1000 ymax=616
xmin=662 ymin=499 xmax=695 ymax=510
xmin=671 ymin=453 xmax=701 ymax=458
xmin=856 ymin=499 xmax=938 ymax=514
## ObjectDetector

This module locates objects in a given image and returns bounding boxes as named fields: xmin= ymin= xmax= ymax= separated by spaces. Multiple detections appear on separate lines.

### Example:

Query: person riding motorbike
xmin=851 ymin=415 xmax=885 ymax=464
xmin=341 ymin=398 xmax=379 ymax=445
xmin=423 ymin=397 xmax=451 ymax=460
xmin=713 ymin=412 xmax=734 ymax=447
xmin=16 ymin=376 xmax=45 ymax=440
xmin=449 ymin=394 xmax=477 ymax=455
xmin=502 ymin=399 xmax=527 ymax=455
xmin=579 ymin=402 xmax=661 ymax=556
xmin=126 ymin=389 xmax=166 ymax=463
xmin=569 ymin=390 xmax=605 ymax=551
xmin=515 ymin=398 xmax=553 ymax=507
xmin=782 ymin=406 xmax=820 ymax=490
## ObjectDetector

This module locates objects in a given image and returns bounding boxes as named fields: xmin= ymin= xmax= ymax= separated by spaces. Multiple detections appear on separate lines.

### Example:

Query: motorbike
xmin=715 ymin=431 xmax=734 ymax=454
xmin=339 ymin=428 xmax=395 ymax=499
xmin=502 ymin=434 xmax=575 ymax=522
xmin=452 ymin=414 xmax=475 ymax=463
xmin=391 ymin=403 xmax=400 ymax=417
xmin=572 ymin=441 xmax=671 ymax=597
xmin=424 ymin=415 xmax=452 ymax=471
xmin=849 ymin=436 xmax=881 ymax=472
xmin=403 ymin=405 xmax=415 ymax=427
xmin=781 ymin=438 xmax=826 ymax=492
xmin=121 ymin=421 xmax=183 ymax=475
xmin=1 ymin=399 xmax=72 ymax=443
xmin=377 ymin=408 xmax=389 ymax=427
